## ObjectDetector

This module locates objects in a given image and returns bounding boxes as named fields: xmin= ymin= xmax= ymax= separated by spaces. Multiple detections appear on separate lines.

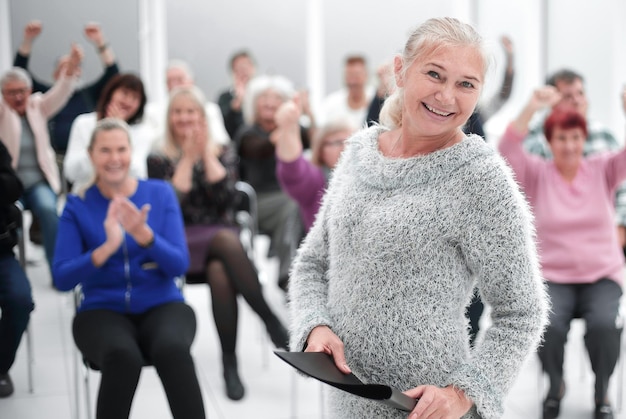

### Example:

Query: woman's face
xmin=549 ymin=126 xmax=585 ymax=173
xmin=320 ymin=129 xmax=352 ymax=169
xmin=89 ymin=128 xmax=132 ymax=186
xmin=169 ymin=94 xmax=204 ymax=142
xmin=396 ymin=44 xmax=483 ymax=138
xmin=107 ymin=87 xmax=141 ymax=121
xmin=255 ymin=89 xmax=284 ymax=127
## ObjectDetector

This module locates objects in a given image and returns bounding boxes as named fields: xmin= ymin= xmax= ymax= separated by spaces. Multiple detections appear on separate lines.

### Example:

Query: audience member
xmin=14 ymin=20 xmax=119 ymax=154
xmin=52 ymin=118 xmax=205 ymax=419
xmin=147 ymin=86 xmax=288 ymax=401
xmin=288 ymin=17 xmax=547 ymax=419
xmin=144 ymin=59 xmax=230 ymax=145
xmin=217 ymin=50 xmax=257 ymax=139
xmin=64 ymin=73 xmax=155 ymax=193
xmin=236 ymin=74 xmax=312 ymax=292
xmin=0 ymin=141 xmax=34 ymax=398
xmin=522 ymin=68 xmax=626 ymax=249
xmin=498 ymin=86 xmax=624 ymax=419
xmin=319 ymin=54 xmax=375 ymax=129
xmin=273 ymin=96 xmax=356 ymax=231
xmin=0 ymin=45 xmax=83 ymax=274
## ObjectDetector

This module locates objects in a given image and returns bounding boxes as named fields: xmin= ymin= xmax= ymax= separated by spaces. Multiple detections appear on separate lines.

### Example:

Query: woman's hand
xmin=305 ymin=326 xmax=352 ymax=374
xmin=404 ymin=385 xmax=472 ymax=419
xmin=103 ymin=198 xmax=124 ymax=250
xmin=112 ymin=196 xmax=153 ymax=246
xmin=181 ymin=120 xmax=209 ymax=162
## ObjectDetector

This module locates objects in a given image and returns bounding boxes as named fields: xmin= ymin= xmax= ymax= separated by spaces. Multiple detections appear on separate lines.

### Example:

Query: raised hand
xmin=84 ymin=22 xmax=105 ymax=46
xmin=274 ymin=96 xmax=301 ymax=132
xmin=23 ymin=20 xmax=43 ymax=42
xmin=528 ymin=85 xmax=561 ymax=112
xmin=500 ymin=35 xmax=514 ymax=56
xmin=64 ymin=43 xmax=84 ymax=77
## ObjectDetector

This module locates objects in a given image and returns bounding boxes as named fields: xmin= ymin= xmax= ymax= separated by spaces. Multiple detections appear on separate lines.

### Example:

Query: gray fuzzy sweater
xmin=288 ymin=127 xmax=548 ymax=419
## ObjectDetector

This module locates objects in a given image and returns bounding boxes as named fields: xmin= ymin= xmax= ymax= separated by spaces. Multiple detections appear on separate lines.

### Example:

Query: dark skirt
xmin=184 ymin=223 xmax=239 ymax=283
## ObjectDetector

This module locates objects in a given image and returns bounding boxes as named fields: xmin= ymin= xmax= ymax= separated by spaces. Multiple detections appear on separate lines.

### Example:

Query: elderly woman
xmin=53 ymin=118 xmax=205 ymax=418
xmin=0 ymin=44 xmax=82 ymax=273
xmin=498 ymin=86 xmax=626 ymax=419
xmin=235 ymin=74 xmax=313 ymax=291
xmin=147 ymin=86 xmax=288 ymax=401
xmin=288 ymin=17 xmax=547 ymax=419
xmin=64 ymin=73 xmax=156 ymax=193
xmin=273 ymin=98 xmax=355 ymax=231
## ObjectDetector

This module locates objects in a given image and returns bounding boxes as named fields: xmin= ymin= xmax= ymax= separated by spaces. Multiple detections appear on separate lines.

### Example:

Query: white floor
xmin=1 ymin=224 xmax=624 ymax=419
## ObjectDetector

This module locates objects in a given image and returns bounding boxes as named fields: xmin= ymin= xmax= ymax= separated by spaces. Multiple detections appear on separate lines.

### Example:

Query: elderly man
xmin=0 ymin=44 xmax=82 ymax=275
xmin=144 ymin=59 xmax=230 ymax=145
xmin=217 ymin=50 xmax=257 ymax=139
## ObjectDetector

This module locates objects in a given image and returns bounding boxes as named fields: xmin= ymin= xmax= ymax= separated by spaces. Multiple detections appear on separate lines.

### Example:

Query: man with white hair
xmin=144 ymin=60 xmax=230 ymax=145
xmin=0 ymin=44 xmax=83 ymax=276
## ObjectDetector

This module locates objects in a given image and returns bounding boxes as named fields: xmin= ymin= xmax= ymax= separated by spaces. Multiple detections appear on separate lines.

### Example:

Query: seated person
xmin=498 ymin=86 xmax=625 ymax=419
xmin=64 ymin=73 xmax=156 ymax=193
xmin=0 ymin=140 xmax=34 ymax=398
xmin=235 ymin=74 xmax=312 ymax=291
xmin=14 ymin=20 xmax=119 ymax=154
xmin=273 ymin=97 xmax=355 ymax=231
xmin=148 ymin=86 xmax=288 ymax=401
xmin=144 ymin=59 xmax=230 ymax=146
xmin=52 ymin=118 xmax=205 ymax=419
xmin=0 ymin=45 xmax=83 ymax=274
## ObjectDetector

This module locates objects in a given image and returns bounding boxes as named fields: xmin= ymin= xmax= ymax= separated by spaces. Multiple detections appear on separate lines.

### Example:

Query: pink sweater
xmin=499 ymin=124 xmax=626 ymax=284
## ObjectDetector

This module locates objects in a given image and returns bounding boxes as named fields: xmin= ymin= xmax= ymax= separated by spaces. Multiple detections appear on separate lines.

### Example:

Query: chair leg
xmin=84 ymin=362 xmax=93 ymax=419
xmin=26 ymin=325 xmax=34 ymax=393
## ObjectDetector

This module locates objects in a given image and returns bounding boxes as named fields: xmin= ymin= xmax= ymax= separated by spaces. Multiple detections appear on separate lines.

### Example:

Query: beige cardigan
xmin=0 ymin=75 xmax=76 ymax=194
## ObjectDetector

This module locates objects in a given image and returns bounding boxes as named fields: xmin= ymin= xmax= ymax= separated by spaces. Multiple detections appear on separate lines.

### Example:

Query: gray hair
xmin=0 ymin=67 xmax=33 ymax=91
xmin=242 ymin=74 xmax=295 ymax=125
xmin=166 ymin=59 xmax=194 ymax=81
xmin=379 ymin=17 xmax=489 ymax=129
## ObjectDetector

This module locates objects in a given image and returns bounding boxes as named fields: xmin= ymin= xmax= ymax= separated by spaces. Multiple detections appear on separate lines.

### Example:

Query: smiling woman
xmin=63 ymin=73 xmax=157 ymax=194
xmin=288 ymin=17 xmax=548 ymax=419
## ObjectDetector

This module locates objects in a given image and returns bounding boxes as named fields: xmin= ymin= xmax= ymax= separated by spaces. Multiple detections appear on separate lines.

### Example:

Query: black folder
xmin=274 ymin=351 xmax=417 ymax=412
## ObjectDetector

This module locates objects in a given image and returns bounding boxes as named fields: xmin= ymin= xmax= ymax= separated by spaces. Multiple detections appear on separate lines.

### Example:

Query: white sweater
xmin=288 ymin=126 xmax=548 ymax=419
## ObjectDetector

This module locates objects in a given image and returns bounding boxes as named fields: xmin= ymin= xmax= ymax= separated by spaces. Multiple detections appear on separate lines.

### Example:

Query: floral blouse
xmin=147 ymin=145 xmax=239 ymax=226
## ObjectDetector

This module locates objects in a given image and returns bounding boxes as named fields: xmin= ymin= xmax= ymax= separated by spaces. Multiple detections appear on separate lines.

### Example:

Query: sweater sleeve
xmin=448 ymin=158 xmax=549 ymax=419
xmin=81 ymin=62 xmax=120 ymax=107
xmin=52 ymin=195 xmax=102 ymax=291
xmin=603 ymin=147 xmax=626 ymax=191
xmin=39 ymin=75 xmax=77 ymax=119
xmin=497 ymin=123 xmax=543 ymax=191
xmin=288 ymin=156 xmax=347 ymax=352
xmin=140 ymin=182 xmax=190 ymax=277
xmin=276 ymin=155 xmax=325 ymax=213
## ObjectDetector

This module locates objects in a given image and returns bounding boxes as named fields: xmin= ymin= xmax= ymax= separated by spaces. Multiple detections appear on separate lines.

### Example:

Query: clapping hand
xmin=83 ymin=22 xmax=105 ymax=46
xmin=181 ymin=120 xmax=209 ymax=161
xmin=64 ymin=43 xmax=84 ymax=77
xmin=113 ymin=196 xmax=151 ymax=239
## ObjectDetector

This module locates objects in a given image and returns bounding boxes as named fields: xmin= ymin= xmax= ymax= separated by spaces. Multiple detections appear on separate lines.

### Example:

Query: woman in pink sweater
xmin=498 ymin=86 xmax=626 ymax=419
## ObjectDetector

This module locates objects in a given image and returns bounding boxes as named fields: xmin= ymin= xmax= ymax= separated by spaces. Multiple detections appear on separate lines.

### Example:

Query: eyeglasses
xmin=2 ymin=87 xmax=30 ymax=98
xmin=322 ymin=139 xmax=346 ymax=148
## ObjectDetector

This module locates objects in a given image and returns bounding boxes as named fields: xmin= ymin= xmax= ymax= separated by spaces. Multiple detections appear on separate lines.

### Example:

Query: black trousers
xmin=73 ymin=302 xmax=205 ymax=419
xmin=538 ymin=278 xmax=623 ymax=402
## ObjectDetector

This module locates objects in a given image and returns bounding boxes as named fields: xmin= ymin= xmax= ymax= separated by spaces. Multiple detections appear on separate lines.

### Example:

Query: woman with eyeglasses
xmin=273 ymin=98 xmax=356 ymax=231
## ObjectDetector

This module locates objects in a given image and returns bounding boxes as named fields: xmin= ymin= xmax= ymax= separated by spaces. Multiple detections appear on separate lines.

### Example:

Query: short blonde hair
xmin=310 ymin=118 xmax=357 ymax=167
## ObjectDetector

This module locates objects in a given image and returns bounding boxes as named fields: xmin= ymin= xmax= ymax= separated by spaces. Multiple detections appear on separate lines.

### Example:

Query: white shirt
xmin=318 ymin=86 xmax=375 ymax=129
xmin=64 ymin=112 xmax=158 ymax=193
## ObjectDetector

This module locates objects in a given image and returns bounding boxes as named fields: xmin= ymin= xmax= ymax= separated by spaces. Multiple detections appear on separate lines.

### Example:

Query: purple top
xmin=276 ymin=154 xmax=326 ymax=231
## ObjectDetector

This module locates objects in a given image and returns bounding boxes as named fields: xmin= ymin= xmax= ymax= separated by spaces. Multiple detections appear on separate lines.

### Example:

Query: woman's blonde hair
xmin=379 ymin=17 xmax=489 ymax=129
xmin=310 ymin=118 xmax=357 ymax=167
xmin=160 ymin=85 xmax=220 ymax=159
xmin=77 ymin=117 xmax=132 ymax=198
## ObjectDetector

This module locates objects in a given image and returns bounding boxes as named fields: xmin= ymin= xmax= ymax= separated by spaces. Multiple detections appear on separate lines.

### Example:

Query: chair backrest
xmin=233 ymin=181 xmax=258 ymax=260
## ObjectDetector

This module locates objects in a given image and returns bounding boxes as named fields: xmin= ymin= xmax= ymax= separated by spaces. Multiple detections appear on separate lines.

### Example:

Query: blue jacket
xmin=53 ymin=179 xmax=189 ymax=313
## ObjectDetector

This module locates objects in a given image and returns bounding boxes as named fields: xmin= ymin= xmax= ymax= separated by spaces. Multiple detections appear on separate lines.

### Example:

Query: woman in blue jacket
xmin=52 ymin=118 xmax=205 ymax=419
